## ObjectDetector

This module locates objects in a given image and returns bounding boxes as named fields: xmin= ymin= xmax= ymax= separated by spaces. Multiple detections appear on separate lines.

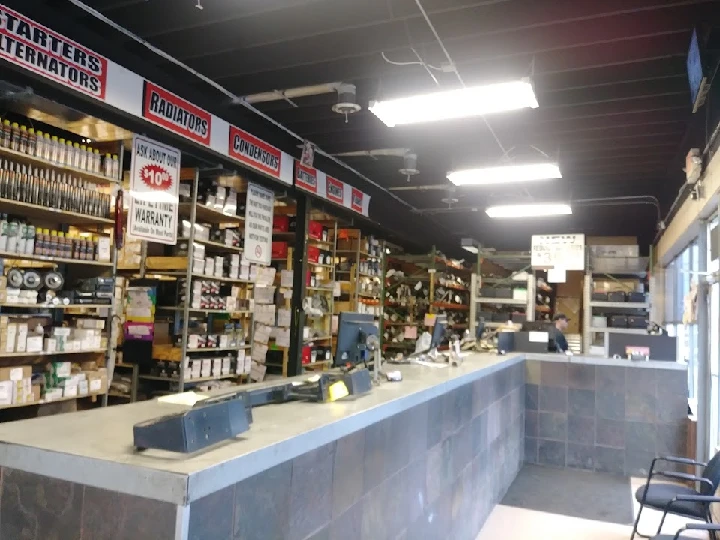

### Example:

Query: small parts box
xmin=272 ymin=242 xmax=288 ymax=260
xmin=609 ymin=315 xmax=628 ymax=328
xmin=607 ymin=291 xmax=626 ymax=303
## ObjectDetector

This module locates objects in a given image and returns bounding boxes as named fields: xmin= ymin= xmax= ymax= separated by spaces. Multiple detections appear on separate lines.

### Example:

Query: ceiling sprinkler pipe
xmin=244 ymin=83 xmax=342 ymax=104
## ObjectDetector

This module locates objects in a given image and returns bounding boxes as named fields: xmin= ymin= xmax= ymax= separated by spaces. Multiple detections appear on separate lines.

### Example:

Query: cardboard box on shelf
xmin=0 ymin=365 xmax=31 ymax=381
xmin=0 ymin=380 xmax=12 ymax=406
xmin=594 ymin=279 xmax=644 ymax=294
xmin=556 ymin=271 xmax=584 ymax=297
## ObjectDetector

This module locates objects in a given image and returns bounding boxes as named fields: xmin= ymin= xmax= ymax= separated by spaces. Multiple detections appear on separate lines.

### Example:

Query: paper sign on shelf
xmin=243 ymin=183 xmax=275 ymax=265
xmin=275 ymin=328 xmax=291 ymax=348
xmin=547 ymin=268 xmax=567 ymax=283
xmin=0 ymin=5 xmax=108 ymax=100
xmin=127 ymin=134 xmax=180 ymax=245
xmin=277 ymin=308 xmax=291 ymax=328
xmin=280 ymin=270 xmax=294 ymax=288
xmin=531 ymin=234 xmax=585 ymax=271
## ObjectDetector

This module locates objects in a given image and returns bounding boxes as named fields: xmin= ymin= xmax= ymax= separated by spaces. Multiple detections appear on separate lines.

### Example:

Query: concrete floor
xmin=476 ymin=475 xmax=708 ymax=540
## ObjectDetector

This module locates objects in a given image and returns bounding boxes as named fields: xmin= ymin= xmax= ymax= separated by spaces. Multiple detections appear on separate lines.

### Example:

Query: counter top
xmin=0 ymin=352 xmax=685 ymax=505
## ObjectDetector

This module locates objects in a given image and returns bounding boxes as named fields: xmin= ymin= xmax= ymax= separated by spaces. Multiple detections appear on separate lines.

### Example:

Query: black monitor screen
xmin=334 ymin=312 xmax=378 ymax=367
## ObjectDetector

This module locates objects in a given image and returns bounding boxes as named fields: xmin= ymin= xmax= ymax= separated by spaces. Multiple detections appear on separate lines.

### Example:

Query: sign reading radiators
xmin=127 ymin=134 xmax=180 ymax=245
xmin=244 ymin=183 xmax=274 ymax=265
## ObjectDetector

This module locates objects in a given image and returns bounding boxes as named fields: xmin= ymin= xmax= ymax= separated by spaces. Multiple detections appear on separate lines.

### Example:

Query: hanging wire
xmin=413 ymin=0 xmax=507 ymax=155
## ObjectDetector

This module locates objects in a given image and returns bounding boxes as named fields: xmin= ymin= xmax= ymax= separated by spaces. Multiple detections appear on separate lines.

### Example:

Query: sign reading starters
xmin=325 ymin=176 xmax=344 ymax=205
xmin=228 ymin=127 xmax=282 ymax=179
xmin=351 ymin=188 xmax=364 ymax=213
xmin=127 ymin=135 xmax=181 ymax=245
xmin=295 ymin=162 xmax=318 ymax=194
xmin=143 ymin=81 xmax=211 ymax=146
xmin=0 ymin=5 xmax=107 ymax=100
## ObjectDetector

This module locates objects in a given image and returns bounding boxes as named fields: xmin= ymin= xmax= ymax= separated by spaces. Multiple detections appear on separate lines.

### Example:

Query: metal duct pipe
xmin=334 ymin=148 xmax=411 ymax=158
xmin=244 ymin=83 xmax=343 ymax=104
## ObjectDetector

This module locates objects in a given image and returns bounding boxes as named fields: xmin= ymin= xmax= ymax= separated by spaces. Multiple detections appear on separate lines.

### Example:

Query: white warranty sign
xmin=127 ymin=134 xmax=181 ymax=245
xmin=244 ymin=182 xmax=274 ymax=265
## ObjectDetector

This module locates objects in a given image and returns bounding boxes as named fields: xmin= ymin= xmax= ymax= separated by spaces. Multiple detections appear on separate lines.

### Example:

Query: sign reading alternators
xmin=0 ymin=5 xmax=107 ymax=99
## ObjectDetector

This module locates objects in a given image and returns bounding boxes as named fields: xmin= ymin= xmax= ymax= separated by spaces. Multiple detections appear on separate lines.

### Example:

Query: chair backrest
xmin=702 ymin=451 xmax=720 ymax=495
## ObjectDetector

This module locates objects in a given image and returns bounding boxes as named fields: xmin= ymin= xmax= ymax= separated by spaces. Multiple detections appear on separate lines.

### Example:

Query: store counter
xmin=0 ymin=353 xmax=686 ymax=540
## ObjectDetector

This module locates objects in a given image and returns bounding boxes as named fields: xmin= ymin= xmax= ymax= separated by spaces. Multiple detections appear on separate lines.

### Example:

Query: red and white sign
xmin=325 ymin=176 xmax=344 ymax=204
xmin=127 ymin=134 xmax=181 ymax=245
xmin=143 ymin=81 xmax=211 ymax=146
xmin=228 ymin=126 xmax=282 ymax=178
xmin=351 ymin=188 xmax=364 ymax=213
xmin=0 ymin=5 xmax=107 ymax=100
xmin=295 ymin=162 xmax=318 ymax=194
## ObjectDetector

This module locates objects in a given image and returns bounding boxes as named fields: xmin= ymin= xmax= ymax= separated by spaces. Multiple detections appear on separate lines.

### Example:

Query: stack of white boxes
xmin=0 ymin=366 xmax=33 ymax=406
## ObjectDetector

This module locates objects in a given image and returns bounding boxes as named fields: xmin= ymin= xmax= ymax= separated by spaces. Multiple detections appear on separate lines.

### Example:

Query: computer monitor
xmin=431 ymin=316 xmax=448 ymax=349
xmin=334 ymin=312 xmax=378 ymax=367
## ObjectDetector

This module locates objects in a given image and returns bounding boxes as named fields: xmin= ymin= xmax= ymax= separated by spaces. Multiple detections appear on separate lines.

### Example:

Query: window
xmin=709 ymin=216 xmax=719 ymax=453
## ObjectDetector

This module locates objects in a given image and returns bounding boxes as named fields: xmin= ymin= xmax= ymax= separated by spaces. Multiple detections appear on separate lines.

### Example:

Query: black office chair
xmin=650 ymin=495 xmax=720 ymax=539
xmin=631 ymin=453 xmax=720 ymax=539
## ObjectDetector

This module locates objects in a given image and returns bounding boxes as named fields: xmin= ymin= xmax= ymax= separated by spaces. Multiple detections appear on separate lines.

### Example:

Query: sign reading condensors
xmin=143 ymin=81 xmax=211 ymax=146
xmin=243 ymin=183 xmax=274 ymax=265
xmin=228 ymin=127 xmax=282 ymax=178
xmin=295 ymin=162 xmax=318 ymax=193
xmin=326 ymin=176 xmax=344 ymax=204
xmin=0 ymin=5 xmax=107 ymax=99
xmin=127 ymin=134 xmax=181 ymax=245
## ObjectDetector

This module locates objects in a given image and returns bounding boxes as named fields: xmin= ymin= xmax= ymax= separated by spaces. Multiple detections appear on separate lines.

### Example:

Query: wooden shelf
xmin=0 ymin=348 xmax=106 ymax=358
xmin=179 ymin=203 xmax=245 ymax=225
xmin=308 ymin=262 xmax=334 ymax=269
xmin=0 ymin=197 xmax=114 ymax=226
xmin=432 ymin=302 xmax=469 ymax=311
xmin=179 ymin=238 xmax=243 ymax=254
xmin=0 ymin=146 xmax=118 ymax=185
xmin=0 ymin=303 xmax=110 ymax=310
xmin=138 ymin=373 xmax=241 ymax=383
xmin=0 ymin=392 xmax=104 ymax=410
xmin=0 ymin=249 xmax=113 ymax=267
xmin=156 ymin=306 xmax=252 ymax=315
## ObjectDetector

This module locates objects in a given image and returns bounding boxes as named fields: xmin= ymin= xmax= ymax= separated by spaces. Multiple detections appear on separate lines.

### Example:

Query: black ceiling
xmin=9 ymin=0 xmax=720 ymax=252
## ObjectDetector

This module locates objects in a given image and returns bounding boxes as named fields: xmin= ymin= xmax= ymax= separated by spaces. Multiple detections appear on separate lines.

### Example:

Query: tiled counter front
xmin=523 ymin=360 xmax=688 ymax=475
xmin=186 ymin=361 xmax=525 ymax=540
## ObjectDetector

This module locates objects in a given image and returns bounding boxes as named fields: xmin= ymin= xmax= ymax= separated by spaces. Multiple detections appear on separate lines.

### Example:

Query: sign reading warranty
xmin=0 ymin=5 xmax=107 ymax=99
xmin=127 ymin=134 xmax=181 ymax=245
xmin=244 ymin=183 xmax=274 ymax=265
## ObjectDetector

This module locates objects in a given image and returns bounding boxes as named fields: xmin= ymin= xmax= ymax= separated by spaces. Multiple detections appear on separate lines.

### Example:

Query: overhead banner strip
xmin=294 ymin=162 xmax=370 ymax=217
xmin=0 ymin=3 xmax=368 ymax=214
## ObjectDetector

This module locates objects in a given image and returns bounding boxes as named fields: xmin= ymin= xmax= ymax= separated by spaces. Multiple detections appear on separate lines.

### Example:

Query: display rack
xmin=582 ymin=253 xmax=651 ymax=356
xmin=122 ymin=169 xmax=253 ymax=393
xmin=334 ymin=229 xmax=384 ymax=319
xmin=300 ymin=212 xmax=337 ymax=371
xmin=0 ymin=117 xmax=122 ymax=414
xmin=381 ymin=254 xmax=430 ymax=354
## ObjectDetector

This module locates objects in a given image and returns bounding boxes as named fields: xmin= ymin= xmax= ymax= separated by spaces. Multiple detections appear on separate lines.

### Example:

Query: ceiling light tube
xmin=485 ymin=203 xmax=572 ymax=219
xmin=448 ymin=162 xmax=562 ymax=186
xmin=369 ymin=78 xmax=538 ymax=127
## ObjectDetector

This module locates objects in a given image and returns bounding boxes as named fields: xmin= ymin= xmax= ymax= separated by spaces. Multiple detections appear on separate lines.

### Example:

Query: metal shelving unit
xmin=334 ymin=231 xmax=384 ymax=320
xmin=0 ymin=131 xmax=122 ymax=413
xmin=582 ymin=253 xmax=651 ymax=355
xmin=120 ymin=169 xmax=253 ymax=391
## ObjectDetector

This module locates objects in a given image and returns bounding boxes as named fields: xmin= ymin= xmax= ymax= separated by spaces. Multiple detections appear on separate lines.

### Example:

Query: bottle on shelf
xmin=1 ymin=120 xmax=10 ymax=148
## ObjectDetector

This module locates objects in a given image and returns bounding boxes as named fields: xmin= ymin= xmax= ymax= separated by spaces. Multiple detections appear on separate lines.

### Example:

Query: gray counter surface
xmin=0 ymin=353 xmax=685 ymax=505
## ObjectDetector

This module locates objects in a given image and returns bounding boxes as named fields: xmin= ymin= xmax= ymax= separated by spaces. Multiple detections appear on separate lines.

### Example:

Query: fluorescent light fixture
xmin=448 ymin=162 xmax=562 ymax=186
xmin=485 ymin=203 xmax=572 ymax=219
xmin=461 ymin=238 xmax=480 ymax=254
xmin=369 ymin=79 xmax=538 ymax=127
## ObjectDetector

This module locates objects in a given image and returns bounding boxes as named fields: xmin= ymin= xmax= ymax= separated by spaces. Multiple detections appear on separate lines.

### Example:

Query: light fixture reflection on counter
xmin=485 ymin=203 xmax=572 ymax=218
xmin=369 ymin=79 xmax=538 ymax=127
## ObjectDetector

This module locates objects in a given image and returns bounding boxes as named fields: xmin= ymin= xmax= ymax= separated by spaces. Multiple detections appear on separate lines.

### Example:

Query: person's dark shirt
xmin=552 ymin=326 xmax=569 ymax=352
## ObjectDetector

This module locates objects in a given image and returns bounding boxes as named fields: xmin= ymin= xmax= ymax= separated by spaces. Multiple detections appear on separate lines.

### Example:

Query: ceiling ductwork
xmin=243 ymin=83 xmax=361 ymax=121
xmin=334 ymin=148 xmax=419 ymax=180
